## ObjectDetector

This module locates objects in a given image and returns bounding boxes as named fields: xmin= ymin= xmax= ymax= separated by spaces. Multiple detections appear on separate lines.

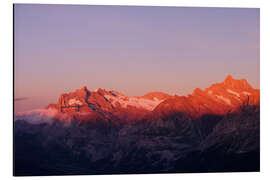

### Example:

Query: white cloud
xmin=14 ymin=108 xmax=72 ymax=124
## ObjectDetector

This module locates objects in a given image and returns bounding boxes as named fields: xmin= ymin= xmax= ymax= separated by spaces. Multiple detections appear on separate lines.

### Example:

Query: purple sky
xmin=14 ymin=4 xmax=260 ymax=112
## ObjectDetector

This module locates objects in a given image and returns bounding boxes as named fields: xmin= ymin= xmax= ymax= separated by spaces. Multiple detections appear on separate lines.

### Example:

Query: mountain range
xmin=14 ymin=75 xmax=260 ymax=175
xmin=46 ymin=75 xmax=259 ymax=122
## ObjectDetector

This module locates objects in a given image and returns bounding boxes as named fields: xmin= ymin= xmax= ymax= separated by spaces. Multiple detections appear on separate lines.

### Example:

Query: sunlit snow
xmin=226 ymin=89 xmax=240 ymax=97
xmin=216 ymin=95 xmax=231 ymax=105
xmin=104 ymin=95 xmax=163 ymax=111
xmin=69 ymin=98 xmax=83 ymax=106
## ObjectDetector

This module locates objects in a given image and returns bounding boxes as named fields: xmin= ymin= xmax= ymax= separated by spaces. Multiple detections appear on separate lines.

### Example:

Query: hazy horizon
xmin=14 ymin=4 xmax=260 ymax=112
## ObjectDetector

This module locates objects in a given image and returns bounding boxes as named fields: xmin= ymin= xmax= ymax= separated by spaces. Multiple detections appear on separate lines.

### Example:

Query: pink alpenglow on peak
xmin=44 ymin=75 xmax=259 ymax=122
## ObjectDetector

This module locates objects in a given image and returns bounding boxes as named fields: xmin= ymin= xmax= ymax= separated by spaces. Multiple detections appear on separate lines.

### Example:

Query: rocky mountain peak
xmin=223 ymin=75 xmax=252 ymax=90
xmin=225 ymin=74 xmax=233 ymax=81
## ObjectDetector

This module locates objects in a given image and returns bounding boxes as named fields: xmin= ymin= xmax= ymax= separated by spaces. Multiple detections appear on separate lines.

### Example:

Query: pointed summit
xmin=76 ymin=85 xmax=89 ymax=93
xmin=223 ymin=75 xmax=253 ymax=90
xmin=192 ymin=88 xmax=204 ymax=95
xmin=74 ymin=85 xmax=90 ymax=98
xmin=225 ymin=74 xmax=233 ymax=82
xmin=95 ymin=88 xmax=110 ymax=96
xmin=80 ymin=86 xmax=88 ymax=91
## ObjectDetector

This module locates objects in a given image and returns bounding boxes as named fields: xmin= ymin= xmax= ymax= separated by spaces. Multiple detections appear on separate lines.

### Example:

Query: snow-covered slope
xmin=104 ymin=94 xmax=164 ymax=111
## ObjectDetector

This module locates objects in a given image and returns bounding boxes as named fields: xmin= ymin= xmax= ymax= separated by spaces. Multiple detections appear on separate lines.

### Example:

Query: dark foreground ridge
xmin=14 ymin=104 xmax=260 ymax=176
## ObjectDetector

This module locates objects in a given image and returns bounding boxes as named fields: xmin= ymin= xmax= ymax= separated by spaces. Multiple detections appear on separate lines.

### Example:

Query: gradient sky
xmin=14 ymin=4 xmax=260 ymax=112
